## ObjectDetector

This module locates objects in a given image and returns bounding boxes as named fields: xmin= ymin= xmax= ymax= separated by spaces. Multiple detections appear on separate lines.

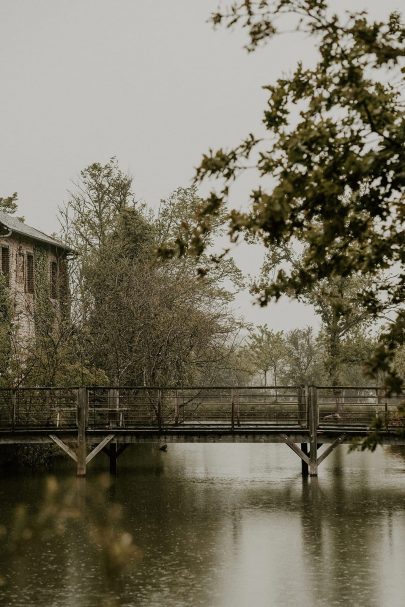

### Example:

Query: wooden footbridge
xmin=0 ymin=385 xmax=403 ymax=476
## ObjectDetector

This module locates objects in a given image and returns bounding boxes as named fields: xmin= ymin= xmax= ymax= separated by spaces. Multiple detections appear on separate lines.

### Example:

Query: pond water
xmin=0 ymin=443 xmax=405 ymax=607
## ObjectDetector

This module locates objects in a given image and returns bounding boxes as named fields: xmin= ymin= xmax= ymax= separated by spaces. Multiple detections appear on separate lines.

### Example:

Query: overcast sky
xmin=0 ymin=0 xmax=402 ymax=330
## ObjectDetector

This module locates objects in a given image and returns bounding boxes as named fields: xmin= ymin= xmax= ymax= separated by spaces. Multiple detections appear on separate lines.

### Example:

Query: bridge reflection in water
xmin=0 ymin=385 xmax=403 ymax=477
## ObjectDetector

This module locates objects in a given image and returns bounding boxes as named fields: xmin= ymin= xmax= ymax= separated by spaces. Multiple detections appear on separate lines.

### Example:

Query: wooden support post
xmin=235 ymin=388 xmax=240 ymax=427
xmin=379 ymin=385 xmax=389 ymax=430
xmin=77 ymin=387 xmax=88 ymax=477
xmin=108 ymin=388 xmax=120 ymax=428
xmin=230 ymin=388 xmax=240 ymax=429
xmin=334 ymin=387 xmax=343 ymax=416
xmin=308 ymin=385 xmax=318 ymax=476
xmin=103 ymin=443 xmax=128 ymax=474
xmin=11 ymin=389 xmax=16 ymax=431
xmin=298 ymin=386 xmax=305 ymax=427
xmin=109 ymin=443 xmax=117 ymax=475
xmin=301 ymin=443 xmax=309 ymax=477
xmin=231 ymin=388 xmax=235 ymax=431
xmin=174 ymin=390 xmax=179 ymax=425
xmin=157 ymin=389 xmax=163 ymax=430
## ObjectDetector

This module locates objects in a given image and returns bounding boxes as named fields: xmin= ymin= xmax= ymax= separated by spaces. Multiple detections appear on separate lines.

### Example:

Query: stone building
xmin=0 ymin=211 xmax=72 ymax=340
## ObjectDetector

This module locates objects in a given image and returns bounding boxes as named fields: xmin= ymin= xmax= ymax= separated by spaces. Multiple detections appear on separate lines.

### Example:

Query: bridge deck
xmin=0 ymin=385 xmax=403 ymax=474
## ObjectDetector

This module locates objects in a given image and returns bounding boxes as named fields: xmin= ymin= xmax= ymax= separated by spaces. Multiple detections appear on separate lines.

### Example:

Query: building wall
xmin=0 ymin=234 xmax=69 ymax=342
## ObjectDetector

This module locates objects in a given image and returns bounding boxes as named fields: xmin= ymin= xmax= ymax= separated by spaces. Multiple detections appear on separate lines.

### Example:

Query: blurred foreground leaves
xmin=1 ymin=474 xmax=142 ymax=585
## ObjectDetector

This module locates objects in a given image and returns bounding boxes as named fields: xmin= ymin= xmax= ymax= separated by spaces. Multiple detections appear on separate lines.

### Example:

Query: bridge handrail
xmin=0 ymin=385 xmax=402 ymax=432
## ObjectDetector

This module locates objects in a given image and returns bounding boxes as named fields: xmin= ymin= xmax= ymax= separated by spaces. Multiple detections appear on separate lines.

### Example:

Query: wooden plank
xmin=281 ymin=434 xmax=310 ymax=464
xmin=49 ymin=434 xmax=78 ymax=462
xmin=317 ymin=434 xmax=346 ymax=466
xmin=86 ymin=434 xmax=115 ymax=465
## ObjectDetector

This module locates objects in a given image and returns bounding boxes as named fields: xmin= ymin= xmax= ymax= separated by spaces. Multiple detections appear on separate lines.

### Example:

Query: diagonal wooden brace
xmin=317 ymin=435 xmax=346 ymax=466
xmin=281 ymin=434 xmax=310 ymax=465
xmin=86 ymin=434 xmax=115 ymax=465
xmin=49 ymin=434 xmax=78 ymax=463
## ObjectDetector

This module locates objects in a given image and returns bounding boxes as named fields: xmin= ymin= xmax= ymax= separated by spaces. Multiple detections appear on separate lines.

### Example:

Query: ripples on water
xmin=0 ymin=444 xmax=404 ymax=607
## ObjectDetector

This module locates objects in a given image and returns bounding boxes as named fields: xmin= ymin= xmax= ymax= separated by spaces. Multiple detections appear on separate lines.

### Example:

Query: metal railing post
xmin=308 ymin=385 xmax=318 ymax=476
xmin=299 ymin=385 xmax=309 ymax=476
xmin=77 ymin=387 xmax=88 ymax=477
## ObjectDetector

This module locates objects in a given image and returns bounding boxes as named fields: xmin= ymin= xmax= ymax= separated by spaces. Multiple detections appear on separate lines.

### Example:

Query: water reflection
xmin=0 ymin=444 xmax=404 ymax=607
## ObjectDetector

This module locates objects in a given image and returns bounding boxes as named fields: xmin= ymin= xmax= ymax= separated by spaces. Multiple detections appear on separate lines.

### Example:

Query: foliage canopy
xmin=162 ymin=0 xmax=405 ymax=391
xmin=60 ymin=160 xmax=242 ymax=386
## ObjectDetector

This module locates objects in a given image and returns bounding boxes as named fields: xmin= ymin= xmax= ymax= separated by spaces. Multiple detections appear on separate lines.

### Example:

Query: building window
xmin=25 ymin=253 xmax=34 ymax=294
xmin=1 ymin=247 xmax=10 ymax=287
xmin=50 ymin=261 xmax=58 ymax=299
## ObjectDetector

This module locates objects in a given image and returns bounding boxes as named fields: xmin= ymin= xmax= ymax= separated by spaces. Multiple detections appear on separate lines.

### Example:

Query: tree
xmin=304 ymin=275 xmax=377 ymax=385
xmin=282 ymin=327 xmax=321 ymax=386
xmin=256 ymin=246 xmax=381 ymax=385
xmin=0 ymin=193 xmax=26 ymax=224
xmin=60 ymin=161 xmax=242 ymax=386
xmin=245 ymin=325 xmax=287 ymax=386
xmin=243 ymin=323 xmax=377 ymax=388
xmin=331 ymin=328 xmax=377 ymax=386
xmin=164 ymin=1 xmax=404 ymax=392
xmin=0 ymin=193 xmax=18 ymax=216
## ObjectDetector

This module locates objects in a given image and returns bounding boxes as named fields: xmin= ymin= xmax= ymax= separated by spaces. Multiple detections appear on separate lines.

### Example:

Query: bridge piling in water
xmin=301 ymin=443 xmax=309 ymax=476
xmin=109 ymin=443 xmax=118 ymax=475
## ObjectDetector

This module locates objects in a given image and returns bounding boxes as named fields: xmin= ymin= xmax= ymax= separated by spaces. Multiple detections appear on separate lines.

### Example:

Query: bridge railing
xmin=316 ymin=386 xmax=405 ymax=430
xmin=87 ymin=386 xmax=305 ymax=429
xmin=0 ymin=387 xmax=78 ymax=430
xmin=0 ymin=385 xmax=402 ymax=432
xmin=88 ymin=387 xmax=161 ymax=429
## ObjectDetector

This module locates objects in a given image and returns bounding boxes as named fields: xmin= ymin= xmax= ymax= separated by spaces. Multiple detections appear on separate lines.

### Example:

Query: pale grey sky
xmin=0 ymin=0 xmax=402 ymax=330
